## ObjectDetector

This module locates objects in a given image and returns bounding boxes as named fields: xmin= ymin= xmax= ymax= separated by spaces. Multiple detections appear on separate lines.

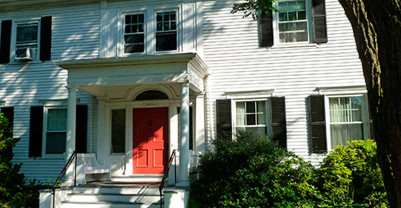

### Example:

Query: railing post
xmin=74 ymin=152 xmax=77 ymax=187
xmin=174 ymin=150 xmax=177 ymax=184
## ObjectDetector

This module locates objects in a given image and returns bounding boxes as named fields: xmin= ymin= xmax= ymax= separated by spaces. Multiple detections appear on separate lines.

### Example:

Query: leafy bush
xmin=190 ymin=133 xmax=318 ymax=208
xmin=315 ymin=140 xmax=387 ymax=207
xmin=0 ymin=113 xmax=43 ymax=208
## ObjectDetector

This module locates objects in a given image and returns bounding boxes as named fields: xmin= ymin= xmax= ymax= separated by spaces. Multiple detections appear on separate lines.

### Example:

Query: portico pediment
xmin=55 ymin=53 xmax=209 ymax=93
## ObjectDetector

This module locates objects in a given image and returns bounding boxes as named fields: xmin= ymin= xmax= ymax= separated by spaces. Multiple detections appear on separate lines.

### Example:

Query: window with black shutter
xmin=259 ymin=0 xmax=328 ymax=46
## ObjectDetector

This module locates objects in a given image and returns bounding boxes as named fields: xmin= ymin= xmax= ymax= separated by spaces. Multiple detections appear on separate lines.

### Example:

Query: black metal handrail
xmin=159 ymin=149 xmax=177 ymax=208
xmin=52 ymin=151 xmax=78 ymax=208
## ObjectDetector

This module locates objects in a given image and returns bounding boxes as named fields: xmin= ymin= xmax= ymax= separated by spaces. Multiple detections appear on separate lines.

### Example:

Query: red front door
xmin=132 ymin=107 xmax=169 ymax=174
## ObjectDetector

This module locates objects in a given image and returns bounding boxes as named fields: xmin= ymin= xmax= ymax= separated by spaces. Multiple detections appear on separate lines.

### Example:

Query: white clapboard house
xmin=0 ymin=0 xmax=370 ymax=207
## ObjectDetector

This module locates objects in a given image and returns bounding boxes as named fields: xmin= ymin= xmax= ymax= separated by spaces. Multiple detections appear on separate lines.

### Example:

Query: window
xmin=44 ymin=108 xmax=67 ymax=155
xmin=124 ymin=13 xmax=145 ymax=53
xmin=111 ymin=109 xmax=126 ymax=153
xmin=277 ymin=0 xmax=308 ymax=43
xmin=235 ymin=101 xmax=268 ymax=137
xmin=328 ymin=96 xmax=367 ymax=148
xmin=16 ymin=22 xmax=39 ymax=60
xmin=156 ymin=11 xmax=177 ymax=51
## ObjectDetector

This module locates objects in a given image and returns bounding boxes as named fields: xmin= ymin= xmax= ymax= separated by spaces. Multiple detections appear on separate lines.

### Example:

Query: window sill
xmin=270 ymin=43 xmax=318 ymax=49
xmin=8 ymin=60 xmax=43 ymax=65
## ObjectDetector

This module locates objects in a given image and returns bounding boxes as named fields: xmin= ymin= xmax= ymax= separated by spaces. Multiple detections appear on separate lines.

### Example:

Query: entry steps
xmin=61 ymin=184 xmax=163 ymax=208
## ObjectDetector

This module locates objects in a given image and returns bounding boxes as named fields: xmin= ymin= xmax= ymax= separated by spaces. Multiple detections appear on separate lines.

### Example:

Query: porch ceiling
xmin=55 ymin=53 xmax=209 ymax=93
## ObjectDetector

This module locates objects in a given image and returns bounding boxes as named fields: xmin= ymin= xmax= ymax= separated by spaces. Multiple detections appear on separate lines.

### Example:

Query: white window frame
xmin=231 ymin=98 xmax=272 ymax=138
xmin=121 ymin=11 xmax=147 ymax=56
xmin=118 ymin=5 xmax=181 ymax=56
xmin=273 ymin=0 xmax=314 ymax=45
xmin=11 ymin=18 xmax=41 ymax=63
xmin=324 ymin=94 xmax=370 ymax=151
xmin=154 ymin=9 xmax=180 ymax=53
xmin=42 ymin=106 xmax=67 ymax=159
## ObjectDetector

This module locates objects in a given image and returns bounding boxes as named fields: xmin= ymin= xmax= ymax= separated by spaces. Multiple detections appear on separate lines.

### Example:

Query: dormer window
xmin=16 ymin=22 xmax=39 ymax=61
xmin=156 ymin=11 xmax=177 ymax=51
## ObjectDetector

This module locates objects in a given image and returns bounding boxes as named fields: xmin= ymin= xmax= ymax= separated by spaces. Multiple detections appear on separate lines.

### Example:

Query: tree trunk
xmin=337 ymin=0 xmax=401 ymax=207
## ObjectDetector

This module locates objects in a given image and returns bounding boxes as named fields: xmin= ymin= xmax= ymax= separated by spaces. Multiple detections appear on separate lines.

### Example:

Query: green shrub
xmin=190 ymin=132 xmax=318 ymax=208
xmin=0 ymin=113 xmax=43 ymax=208
xmin=315 ymin=140 xmax=388 ymax=207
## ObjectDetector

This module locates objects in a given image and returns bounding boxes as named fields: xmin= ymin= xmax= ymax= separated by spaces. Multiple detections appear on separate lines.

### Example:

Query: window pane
xmin=156 ymin=31 xmax=177 ymax=51
xmin=125 ymin=34 xmax=144 ymax=44
xmin=279 ymin=13 xmax=288 ymax=21
xmin=124 ymin=44 xmax=144 ymax=53
xmin=47 ymin=109 xmax=67 ymax=131
xmin=236 ymin=102 xmax=246 ymax=126
xmin=288 ymin=12 xmax=297 ymax=21
xmin=330 ymin=124 xmax=363 ymax=148
xmin=112 ymin=109 xmax=126 ymax=153
xmin=245 ymin=127 xmax=266 ymax=137
xmin=246 ymin=102 xmax=255 ymax=113
xmin=17 ymin=24 xmax=38 ymax=43
xmin=350 ymin=97 xmax=362 ymax=121
xmin=298 ymin=11 xmax=306 ymax=20
xmin=247 ymin=114 xmax=256 ymax=125
xmin=46 ymin=132 xmax=66 ymax=154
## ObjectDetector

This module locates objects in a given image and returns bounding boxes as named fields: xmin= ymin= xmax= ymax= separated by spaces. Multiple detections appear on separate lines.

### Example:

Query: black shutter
xmin=260 ymin=8 xmax=273 ymax=47
xmin=0 ymin=20 xmax=12 ymax=64
xmin=312 ymin=0 xmax=328 ymax=43
xmin=309 ymin=95 xmax=327 ymax=153
xmin=1 ymin=107 xmax=14 ymax=130
xmin=29 ymin=106 xmax=43 ymax=157
xmin=40 ymin=16 xmax=52 ymax=61
xmin=271 ymin=97 xmax=287 ymax=149
xmin=76 ymin=105 xmax=88 ymax=153
xmin=216 ymin=99 xmax=232 ymax=138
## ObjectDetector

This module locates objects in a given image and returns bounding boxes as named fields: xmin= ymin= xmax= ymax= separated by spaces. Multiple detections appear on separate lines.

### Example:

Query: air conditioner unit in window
xmin=15 ymin=48 xmax=33 ymax=61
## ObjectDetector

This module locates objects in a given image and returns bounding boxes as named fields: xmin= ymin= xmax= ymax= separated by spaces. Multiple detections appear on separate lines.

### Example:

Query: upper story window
xmin=258 ymin=0 xmax=327 ymax=47
xmin=16 ymin=22 xmax=39 ymax=61
xmin=277 ymin=0 xmax=308 ymax=43
xmin=156 ymin=11 xmax=177 ymax=51
xmin=124 ymin=14 xmax=145 ymax=53
xmin=0 ymin=16 xmax=52 ymax=64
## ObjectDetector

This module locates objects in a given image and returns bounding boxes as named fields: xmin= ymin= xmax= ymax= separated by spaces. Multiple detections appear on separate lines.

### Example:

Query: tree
xmin=232 ymin=0 xmax=401 ymax=207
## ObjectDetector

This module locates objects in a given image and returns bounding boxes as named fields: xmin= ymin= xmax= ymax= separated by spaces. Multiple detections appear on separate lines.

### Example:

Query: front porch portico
xmin=55 ymin=53 xmax=209 ymax=187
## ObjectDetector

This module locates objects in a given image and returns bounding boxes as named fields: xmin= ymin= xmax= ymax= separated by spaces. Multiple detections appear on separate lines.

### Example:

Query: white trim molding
xmin=223 ymin=89 xmax=274 ymax=99
xmin=316 ymin=85 xmax=367 ymax=95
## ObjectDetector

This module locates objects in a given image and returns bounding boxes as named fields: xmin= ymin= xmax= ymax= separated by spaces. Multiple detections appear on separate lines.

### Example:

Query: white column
xmin=178 ymin=82 xmax=190 ymax=186
xmin=66 ymin=87 xmax=77 ymax=160
xmin=96 ymin=99 xmax=107 ymax=166
xmin=64 ymin=87 xmax=77 ymax=185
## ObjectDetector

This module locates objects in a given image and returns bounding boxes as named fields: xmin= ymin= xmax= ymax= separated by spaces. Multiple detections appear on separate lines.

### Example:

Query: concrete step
xmin=67 ymin=193 xmax=162 ymax=204
xmin=72 ymin=186 xmax=161 ymax=195
xmin=111 ymin=175 xmax=163 ymax=183
xmin=61 ymin=201 xmax=161 ymax=208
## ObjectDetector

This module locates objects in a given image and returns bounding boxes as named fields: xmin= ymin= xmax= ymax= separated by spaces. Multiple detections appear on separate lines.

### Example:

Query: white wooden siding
xmin=0 ymin=3 xmax=99 ymax=181
xmin=202 ymin=0 xmax=365 ymax=165
xmin=0 ymin=0 xmax=366 ymax=181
